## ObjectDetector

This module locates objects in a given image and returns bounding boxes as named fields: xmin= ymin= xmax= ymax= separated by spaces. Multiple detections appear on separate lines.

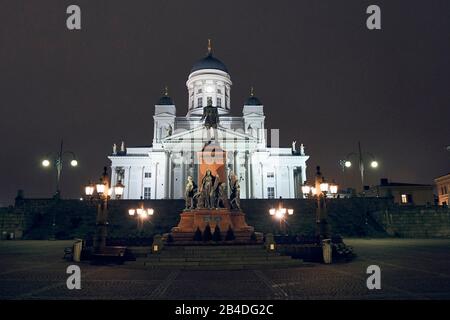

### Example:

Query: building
xmin=108 ymin=42 xmax=309 ymax=200
xmin=435 ymin=173 xmax=450 ymax=205
xmin=367 ymin=178 xmax=434 ymax=206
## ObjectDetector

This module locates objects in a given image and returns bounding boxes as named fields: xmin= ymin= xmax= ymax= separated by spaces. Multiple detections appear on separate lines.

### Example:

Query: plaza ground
xmin=0 ymin=239 xmax=449 ymax=299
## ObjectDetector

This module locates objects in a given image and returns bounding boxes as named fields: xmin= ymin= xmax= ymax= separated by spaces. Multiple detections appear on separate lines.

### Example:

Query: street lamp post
xmin=269 ymin=203 xmax=294 ymax=235
xmin=341 ymin=141 xmax=379 ymax=193
xmin=41 ymin=139 xmax=78 ymax=199
xmin=128 ymin=205 xmax=154 ymax=232
xmin=301 ymin=166 xmax=338 ymax=239
xmin=84 ymin=167 xmax=124 ymax=253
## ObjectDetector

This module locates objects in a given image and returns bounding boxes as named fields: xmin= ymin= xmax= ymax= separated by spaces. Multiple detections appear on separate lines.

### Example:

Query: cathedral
xmin=108 ymin=41 xmax=309 ymax=200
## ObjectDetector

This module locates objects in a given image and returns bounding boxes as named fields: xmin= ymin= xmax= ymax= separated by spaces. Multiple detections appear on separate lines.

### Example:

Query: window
xmin=267 ymin=172 xmax=274 ymax=178
xmin=144 ymin=187 xmax=151 ymax=199
xmin=197 ymin=88 xmax=202 ymax=94
xmin=197 ymin=97 xmax=203 ymax=107
xmin=217 ymin=97 xmax=221 ymax=107
xmin=144 ymin=172 xmax=151 ymax=178
xmin=267 ymin=187 xmax=275 ymax=199
xmin=401 ymin=194 xmax=412 ymax=204
xmin=217 ymin=89 xmax=222 ymax=94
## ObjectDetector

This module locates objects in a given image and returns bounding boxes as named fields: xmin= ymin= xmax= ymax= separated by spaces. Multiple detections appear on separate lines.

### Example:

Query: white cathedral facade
xmin=108 ymin=43 xmax=309 ymax=200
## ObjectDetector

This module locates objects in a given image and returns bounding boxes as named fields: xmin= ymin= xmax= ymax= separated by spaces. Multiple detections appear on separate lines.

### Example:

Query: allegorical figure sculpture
xmin=200 ymin=170 xmax=216 ymax=209
xmin=215 ymin=182 xmax=228 ymax=209
xmin=229 ymin=171 xmax=241 ymax=210
xmin=200 ymin=97 xmax=219 ymax=141
xmin=184 ymin=176 xmax=196 ymax=209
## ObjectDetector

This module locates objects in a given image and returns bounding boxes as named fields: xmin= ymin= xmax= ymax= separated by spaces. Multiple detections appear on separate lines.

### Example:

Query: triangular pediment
xmin=163 ymin=125 xmax=256 ymax=142
xmin=154 ymin=112 xmax=176 ymax=117
xmin=243 ymin=112 xmax=265 ymax=118
xmin=161 ymin=125 xmax=259 ymax=152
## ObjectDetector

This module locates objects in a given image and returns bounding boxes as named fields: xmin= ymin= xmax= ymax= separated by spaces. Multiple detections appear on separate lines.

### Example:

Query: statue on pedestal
xmin=200 ymin=170 xmax=216 ymax=209
xmin=184 ymin=176 xmax=197 ymax=210
xmin=229 ymin=171 xmax=241 ymax=210
xmin=215 ymin=182 xmax=228 ymax=209
xmin=200 ymin=97 xmax=219 ymax=141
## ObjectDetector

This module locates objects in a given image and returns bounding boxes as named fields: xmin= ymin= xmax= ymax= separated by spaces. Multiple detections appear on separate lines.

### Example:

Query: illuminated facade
xmin=108 ymin=43 xmax=309 ymax=199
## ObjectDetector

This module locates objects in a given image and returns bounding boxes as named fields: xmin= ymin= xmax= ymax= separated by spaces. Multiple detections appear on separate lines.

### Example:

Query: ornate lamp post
xmin=128 ymin=204 xmax=154 ymax=232
xmin=340 ymin=141 xmax=379 ymax=193
xmin=269 ymin=204 xmax=294 ymax=235
xmin=41 ymin=139 xmax=78 ymax=199
xmin=301 ymin=166 xmax=338 ymax=239
xmin=84 ymin=167 xmax=124 ymax=253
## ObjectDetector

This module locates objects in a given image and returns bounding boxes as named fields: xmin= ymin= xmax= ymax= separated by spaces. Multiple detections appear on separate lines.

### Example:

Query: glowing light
xmin=371 ymin=160 xmax=379 ymax=168
xmin=345 ymin=161 xmax=352 ymax=168
xmin=301 ymin=185 xmax=311 ymax=194
xmin=70 ymin=159 xmax=78 ymax=167
xmin=288 ymin=209 xmax=294 ymax=215
xmin=329 ymin=184 xmax=338 ymax=194
xmin=84 ymin=184 xmax=94 ymax=196
xmin=128 ymin=209 xmax=135 ymax=216
xmin=96 ymin=182 xmax=105 ymax=195
xmin=114 ymin=181 xmax=125 ymax=197
xmin=205 ymin=85 xmax=214 ymax=93
xmin=42 ymin=159 xmax=50 ymax=167
xmin=275 ymin=210 xmax=284 ymax=219
xmin=147 ymin=208 xmax=154 ymax=216
xmin=269 ymin=208 xmax=276 ymax=216
xmin=320 ymin=182 xmax=329 ymax=192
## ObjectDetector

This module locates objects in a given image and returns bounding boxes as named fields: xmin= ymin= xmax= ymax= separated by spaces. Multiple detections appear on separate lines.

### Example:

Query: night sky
xmin=1 ymin=0 xmax=449 ymax=205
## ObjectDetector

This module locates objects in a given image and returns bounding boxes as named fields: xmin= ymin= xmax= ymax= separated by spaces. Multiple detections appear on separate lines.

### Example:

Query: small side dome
xmin=157 ymin=86 xmax=174 ymax=105
xmin=245 ymin=87 xmax=262 ymax=105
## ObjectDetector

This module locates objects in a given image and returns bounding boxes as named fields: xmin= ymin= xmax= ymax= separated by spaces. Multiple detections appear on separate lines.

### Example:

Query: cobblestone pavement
xmin=0 ymin=239 xmax=449 ymax=299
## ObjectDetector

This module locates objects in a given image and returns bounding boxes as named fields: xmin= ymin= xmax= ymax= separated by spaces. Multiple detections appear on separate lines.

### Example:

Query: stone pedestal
xmin=170 ymin=208 xmax=258 ymax=243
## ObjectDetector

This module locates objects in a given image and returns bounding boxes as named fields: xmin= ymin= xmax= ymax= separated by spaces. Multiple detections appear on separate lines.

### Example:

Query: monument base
xmin=168 ymin=208 xmax=262 ymax=244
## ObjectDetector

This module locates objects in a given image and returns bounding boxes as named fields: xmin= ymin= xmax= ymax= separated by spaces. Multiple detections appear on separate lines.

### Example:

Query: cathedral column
xmin=110 ymin=167 xmax=117 ymax=198
xmin=181 ymin=152 xmax=186 ymax=193
xmin=153 ymin=162 xmax=158 ymax=199
xmin=125 ymin=166 xmax=131 ymax=199
xmin=168 ymin=152 xmax=173 ymax=199
xmin=288 ymin=166 xmax=295 ymax=198
xmin=248 ymin=152 xmax=254 ymax=199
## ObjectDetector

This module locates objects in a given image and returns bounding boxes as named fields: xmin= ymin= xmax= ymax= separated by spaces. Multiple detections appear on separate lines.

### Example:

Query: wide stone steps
xmin=133 ymin=245 xmax=303 ymax=270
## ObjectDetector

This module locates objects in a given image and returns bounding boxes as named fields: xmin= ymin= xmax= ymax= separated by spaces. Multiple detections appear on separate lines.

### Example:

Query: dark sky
xmin=1 ymin=0 xmax=449 ymax=205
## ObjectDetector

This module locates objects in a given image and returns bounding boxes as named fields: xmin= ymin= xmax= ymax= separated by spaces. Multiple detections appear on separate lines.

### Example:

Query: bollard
xmin=322 ymin=238 xmax=332 ymax=264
